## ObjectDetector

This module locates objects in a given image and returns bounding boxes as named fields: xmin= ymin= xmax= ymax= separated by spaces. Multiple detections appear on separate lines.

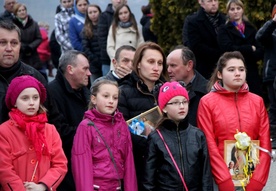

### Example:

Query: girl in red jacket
xmin=197 ymin=51 xmax=271 ymax=191
xmin=0 ymin=75 xmax=67 ymax=191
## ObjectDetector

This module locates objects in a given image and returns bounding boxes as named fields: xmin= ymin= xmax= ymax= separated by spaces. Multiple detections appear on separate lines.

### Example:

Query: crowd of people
xmin=0 ymin=0 xmax=275 ymax=191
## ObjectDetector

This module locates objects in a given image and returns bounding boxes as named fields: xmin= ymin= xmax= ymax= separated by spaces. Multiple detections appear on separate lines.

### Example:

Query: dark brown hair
xmin=83 ymin=4 xmax=101 ymax=39
xmin=111 ymin=4 xmax=139 ymax=43
xmin=208 ymin=51 xmax=246 ymax=91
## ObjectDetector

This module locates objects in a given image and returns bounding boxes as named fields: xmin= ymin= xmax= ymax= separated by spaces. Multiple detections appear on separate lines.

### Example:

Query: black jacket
xmin=13 ymin=15 xmax=42 ymax=70
xmin=118 ymin=71 xmax=164 ymax=190
xmin=48 ymin=69 xmax=90 ymax=155
xmin=0 ymin=10 xmax=13 ymax=21
xmin=93 ymin=70 xmax=129 ymax=86
xmin=82 ymin=24 xmax=102 ymax=75
xmin=186 ymin=7 xmax=225 ymax=79
xmin=48 ymin=69 xmax=90 ymax=191
xmin=140 ymin=14 xmax=157 ymax=43
xmin=97 ymin=4 xmax=114 ymax=65
xmin=256 ymin=19 xmax=276 ymax=83
xmin=187 ymin=70 xmax=208 ymax=126
xmin=49 ymin=29 xmax=61 ymax=69
xmin=217 ymin=20 xmax=264 ymax=96
xmin=143 ymin=118 xmax=213 ymax=191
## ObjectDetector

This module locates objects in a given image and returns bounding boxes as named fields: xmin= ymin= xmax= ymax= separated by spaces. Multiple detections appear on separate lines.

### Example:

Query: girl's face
xmin=61 ymin=0 xmax=73 ymax=9
xmin=118 ymin=6 xmax=130 ymax=22
xmin=88 ymin=6 xmax=100 ymax=23
xmin=16 ymin=5 xmax=27 ymax=20
xmin=217 ymin=58 xmax=246 ymax=92
xmin=228 ymin=3 xmax=243 ymax=22
xmin=76 ymin=0 xmax=88 ymax=14
xmin=138 ymin=49 xmax=163 ymax=85
xmin=15 ymin=88 xmax=40 ymax=116
xmin=91 ymin=84 xmax=119 ymax=115
xmin=163 ymin=96 xmax=189 ymax=122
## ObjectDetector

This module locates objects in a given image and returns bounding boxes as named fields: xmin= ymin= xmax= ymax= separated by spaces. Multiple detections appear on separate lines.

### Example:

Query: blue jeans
xmin=102 ymin=64 xmax=110 ymax=76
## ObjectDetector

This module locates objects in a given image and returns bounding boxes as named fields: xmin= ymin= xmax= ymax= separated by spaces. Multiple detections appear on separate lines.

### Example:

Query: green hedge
xmin=150 ymin=0 xmax=274 ymax=55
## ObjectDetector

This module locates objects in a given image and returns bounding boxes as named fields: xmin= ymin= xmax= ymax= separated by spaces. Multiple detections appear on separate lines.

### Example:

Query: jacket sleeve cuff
xmin=246 ymin=179 xmax=264 ymax=191
xmin=218 ymin=179 xmax=235 ymax=191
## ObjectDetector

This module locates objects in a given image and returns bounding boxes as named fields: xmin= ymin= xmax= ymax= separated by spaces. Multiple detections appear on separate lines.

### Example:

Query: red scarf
xmin=9 ymin=108 xmax=50 ymax=161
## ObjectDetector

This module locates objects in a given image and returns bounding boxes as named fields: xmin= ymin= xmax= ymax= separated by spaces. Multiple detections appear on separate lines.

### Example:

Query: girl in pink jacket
xmin=0 ymin=75 xmax=67 ymax=191
xmin=72 ymin=79 xmax=137 ymax=191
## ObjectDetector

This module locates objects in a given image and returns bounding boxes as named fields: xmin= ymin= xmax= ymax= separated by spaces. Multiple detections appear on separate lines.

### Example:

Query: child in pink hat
xmin=0 ymin=75 xmax=67 ymax=191
xmin=143 ymin=81 xmax=213 ymax=190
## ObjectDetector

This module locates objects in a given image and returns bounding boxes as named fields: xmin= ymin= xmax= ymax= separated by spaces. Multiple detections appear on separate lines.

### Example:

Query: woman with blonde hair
xmin=217 ymin=0 xmax=264 ymax=97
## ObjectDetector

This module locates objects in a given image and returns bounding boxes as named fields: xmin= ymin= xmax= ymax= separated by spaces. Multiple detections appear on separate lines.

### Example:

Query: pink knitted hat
xmin=5 ymin=75 xmax=47 ymax=110
xmin=158 ymin=81 xmax=189 ymax=111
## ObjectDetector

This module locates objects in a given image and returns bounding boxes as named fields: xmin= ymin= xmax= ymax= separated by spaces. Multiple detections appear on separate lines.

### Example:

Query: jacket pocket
xmin=11 ymin=149 xmax=27 ymax=160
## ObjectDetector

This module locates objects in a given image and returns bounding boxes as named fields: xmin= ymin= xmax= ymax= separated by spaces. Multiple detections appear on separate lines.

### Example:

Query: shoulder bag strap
xmin=88 ymin=120 xmax=122 ymax=190
xmin=156 ymin=129 xmax=189 ymax=191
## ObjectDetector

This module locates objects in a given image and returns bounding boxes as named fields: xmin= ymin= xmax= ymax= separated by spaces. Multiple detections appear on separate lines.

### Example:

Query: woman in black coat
xmin=82 ymin=4 xmax=102 ymax=85
xmin=217 ymin=0 xmax=264 ymax=97
xmin=118 ymin=42 xmax=168 ymax=191
xmin=140 ymin=3 xmax=157 ymax=43
xmin=12 ymin=3 xmax=42 ymax=72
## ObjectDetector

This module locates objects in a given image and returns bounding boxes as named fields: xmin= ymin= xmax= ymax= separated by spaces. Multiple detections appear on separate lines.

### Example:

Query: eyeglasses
xmin=166 ymin=100 xmax=188 ymax=106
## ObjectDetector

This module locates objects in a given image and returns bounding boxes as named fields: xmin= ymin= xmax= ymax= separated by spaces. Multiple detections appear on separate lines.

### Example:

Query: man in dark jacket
xmin=184 ymin=0 xmax=225 ymax=79
xmin=0 ymin=0 xmax=16 ymax=21
xmin=167 ymin=46 xmax=208 ymax=126
xmin=97 ymin=0 xmax=127 ymax=75
xmin=94 ymin=45 xmax=135 ymax=86
xmin=48 ymin=50 xmax=91 ymax=191
xmin=0 ymin=20 xmax=64 ymax=128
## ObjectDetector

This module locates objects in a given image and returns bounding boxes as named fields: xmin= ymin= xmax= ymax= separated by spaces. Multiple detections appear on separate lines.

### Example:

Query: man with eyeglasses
xmin=93 ymin=45 xmax=135 ymax=86
xmin=0 ymin=0 xmax=17 ymax=21
xmin=166 ymin=45 xmax=208 ymax=126
xmin=55 ymin=0 xmax=74 ymax=53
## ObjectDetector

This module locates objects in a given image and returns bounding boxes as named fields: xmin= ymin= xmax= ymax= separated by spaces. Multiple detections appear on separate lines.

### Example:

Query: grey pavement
xmin=263 ymin=150 xmax=276 ymax=191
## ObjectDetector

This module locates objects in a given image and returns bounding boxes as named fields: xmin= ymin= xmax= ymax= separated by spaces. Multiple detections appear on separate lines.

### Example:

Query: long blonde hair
xmin=226 ymin=0 xmax=248 ymax=23
xmin=88 ymin=79 xmax=119 ymax=109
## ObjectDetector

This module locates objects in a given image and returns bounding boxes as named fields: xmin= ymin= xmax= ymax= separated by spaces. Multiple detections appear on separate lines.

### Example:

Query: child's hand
xmin=24 ymin=182 xmax=47 ymax=191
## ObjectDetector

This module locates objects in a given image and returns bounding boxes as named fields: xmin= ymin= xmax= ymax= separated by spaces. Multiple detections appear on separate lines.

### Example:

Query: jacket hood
xmin=84 ymin=108 xmax=124 ymax=123
xmin=211 ymin=80 xmax=249 ymax=94
xmin=105 ymin=3 xmax=114 ymax=14
xmin=73 ymin=0 xmax=86 ymax=18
